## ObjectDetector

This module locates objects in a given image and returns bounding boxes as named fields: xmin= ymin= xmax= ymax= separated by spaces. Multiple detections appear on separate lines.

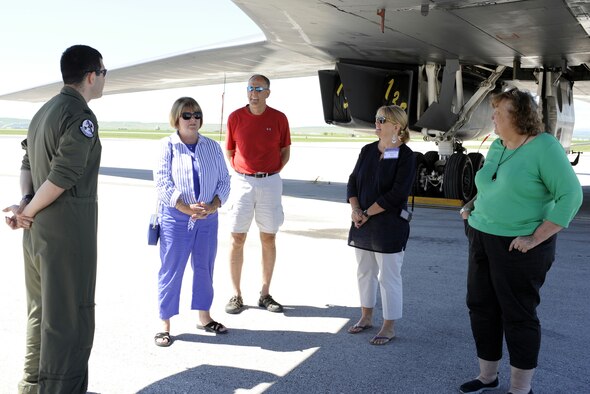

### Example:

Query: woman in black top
xmin=346 ymin=105 xmax=416 ymax=345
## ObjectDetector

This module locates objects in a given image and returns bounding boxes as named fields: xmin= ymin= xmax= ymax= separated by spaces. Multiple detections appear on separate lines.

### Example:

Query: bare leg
xmin=259 ymin=232 xmax=276 ymax=296
xmin=229 ymin=232 xmax=247 ymax=296
xmin=198 ymin=310 xmax=212 ymax=325
xmin=371 ymin=319 xmax=395 ymax=344
xmin=155 ymin=319 xmax=171 ymax=346
xmin=347 ymin=306 xmax=374 ymax=333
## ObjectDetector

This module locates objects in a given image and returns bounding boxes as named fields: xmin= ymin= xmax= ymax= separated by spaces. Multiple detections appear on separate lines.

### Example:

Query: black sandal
xmin=197 ymin=320 xmax=228 ymax=334
xmin=154 ymin=331 xmax=172 ymax=347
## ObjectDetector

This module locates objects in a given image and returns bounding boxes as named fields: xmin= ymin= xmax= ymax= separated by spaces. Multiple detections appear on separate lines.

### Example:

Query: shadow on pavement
xmin=97 ymin=167 xmax=348 ymax=204
xmin=282 ymin=179 xmax=346 ymax=203
xmin=99 ymin=166 xmax=153 ymax=181
xmin=136 ymin=365 xmax=278 ymax=394
xmin=172 ymin=305 xmax=359 ymax=352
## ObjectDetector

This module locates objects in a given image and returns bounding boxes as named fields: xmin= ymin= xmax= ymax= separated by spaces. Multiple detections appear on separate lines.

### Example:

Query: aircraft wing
xmin=3 ymin=0 xmax=590 ymax=102
xmin=0 ymin=39 xmax=334 ymax=102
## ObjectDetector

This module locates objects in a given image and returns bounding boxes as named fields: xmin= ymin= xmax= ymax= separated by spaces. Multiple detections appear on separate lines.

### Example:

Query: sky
xmin=0 ymin=0 xmax=326 ymax=127
xmin=1 ymin=0 xmax=589 ymax=133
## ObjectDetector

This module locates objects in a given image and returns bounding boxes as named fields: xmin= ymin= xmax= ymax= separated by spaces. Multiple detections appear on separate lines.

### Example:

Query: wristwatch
xmin=22 ymin=194 xmax=34 ymax=203
xmin=362 ymin=209 xmax=370 ymax=218
xmin=459 ymin=206 xmax=471 ymax=215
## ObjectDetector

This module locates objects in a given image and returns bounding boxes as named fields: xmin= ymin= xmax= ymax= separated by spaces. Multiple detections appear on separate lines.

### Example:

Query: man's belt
xmin=239 ymin=172 xmax=277 ymax=178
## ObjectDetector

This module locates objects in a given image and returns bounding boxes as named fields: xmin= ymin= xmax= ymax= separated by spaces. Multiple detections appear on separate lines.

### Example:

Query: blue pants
xmin=158 ymin=206 xmax=218 ymax=320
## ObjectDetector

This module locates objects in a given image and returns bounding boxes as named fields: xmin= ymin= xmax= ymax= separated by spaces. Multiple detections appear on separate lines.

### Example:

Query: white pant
xmin=354 ymin=248 xmax=404 ymax=320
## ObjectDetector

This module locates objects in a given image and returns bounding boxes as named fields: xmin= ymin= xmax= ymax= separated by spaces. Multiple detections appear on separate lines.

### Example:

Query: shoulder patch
xmin=80 ymin=119 xmax=95 ymax=138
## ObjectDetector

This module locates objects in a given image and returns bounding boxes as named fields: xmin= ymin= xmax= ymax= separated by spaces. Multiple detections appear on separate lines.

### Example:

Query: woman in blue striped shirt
xmin=153 ymin=97 xmax=231 ymax=347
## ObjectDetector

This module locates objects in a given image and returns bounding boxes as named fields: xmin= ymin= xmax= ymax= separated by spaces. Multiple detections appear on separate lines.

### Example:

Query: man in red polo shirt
xmin=225 ymin=74 xmax=291 ymax=314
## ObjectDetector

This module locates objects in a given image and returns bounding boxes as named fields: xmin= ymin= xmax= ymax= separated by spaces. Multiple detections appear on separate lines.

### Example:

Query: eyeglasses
xmin=375 ymin=116 xmax=389 ymax=124
xmin=85 ymin=69 xmax=107 ymax=77
xmin=247 ymin=86 xmax=269 ymax=93
xmin=181 ymin=111 xmax=202 ymax=120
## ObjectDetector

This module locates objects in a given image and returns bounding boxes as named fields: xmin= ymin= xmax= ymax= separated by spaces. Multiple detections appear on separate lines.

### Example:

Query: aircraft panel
xmin=455 ymin=1 xmax=590 ymax=67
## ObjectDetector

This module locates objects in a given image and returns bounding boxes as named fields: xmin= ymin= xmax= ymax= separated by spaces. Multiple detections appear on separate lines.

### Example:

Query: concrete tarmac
xmin=0 ymin=136 xmax=589 ymax=394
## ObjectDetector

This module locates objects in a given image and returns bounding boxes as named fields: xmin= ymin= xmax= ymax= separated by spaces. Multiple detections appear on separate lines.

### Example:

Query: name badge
xmin=384 ymin=148 xmax=399 ymax=159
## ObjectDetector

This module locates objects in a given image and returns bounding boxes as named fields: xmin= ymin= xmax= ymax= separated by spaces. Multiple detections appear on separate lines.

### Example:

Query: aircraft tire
xmin=467 ymin=152 xmax=485 ymax=172
xmin=443 ymin=153 xmax=474 ymax=201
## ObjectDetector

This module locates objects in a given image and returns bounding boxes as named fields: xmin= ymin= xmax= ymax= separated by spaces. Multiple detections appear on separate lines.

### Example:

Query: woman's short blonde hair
xmin=377 ymin=105 xmax=411 ymax=143
xmin=169 ymin=97 xmax=203 ymax=130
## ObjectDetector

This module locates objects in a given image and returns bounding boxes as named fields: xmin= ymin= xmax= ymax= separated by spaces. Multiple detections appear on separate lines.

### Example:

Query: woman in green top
xmin=458 ymin=89 xmax=582 ymax=394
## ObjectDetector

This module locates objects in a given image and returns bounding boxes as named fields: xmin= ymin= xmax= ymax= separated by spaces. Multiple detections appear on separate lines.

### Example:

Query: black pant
xmin=466 ymin=225 xmax=555 ymax=369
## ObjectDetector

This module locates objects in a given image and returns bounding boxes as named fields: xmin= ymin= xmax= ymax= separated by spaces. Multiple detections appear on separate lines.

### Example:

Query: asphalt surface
xmin=0 ymin=136 xmax=588 ymax=394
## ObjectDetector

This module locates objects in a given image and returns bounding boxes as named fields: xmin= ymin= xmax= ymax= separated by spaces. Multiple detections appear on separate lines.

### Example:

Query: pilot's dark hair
xmin=248 ymin=74 xmax=270 ymax=88
xmin=169 ymin=97 xmax=203 ymax=130
xmin=60 ymin=45 xmax=103 ymax=85
xmin=491 ymin=88 xmax=543 ymax=136
xmin=377 ymin=105 xmax=411 ymax=143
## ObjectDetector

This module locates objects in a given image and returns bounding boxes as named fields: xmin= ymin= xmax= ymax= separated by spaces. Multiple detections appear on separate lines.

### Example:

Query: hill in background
xmin=0 ymin=118 xmax=172 ymax=131
xmin=573 ymin=128 xmax=590 ymax=139
xmin=0 ymin=118 xmax=353 ymax=135
xmin=2 ymin=117 xmax=590 ymax=139
xmin=0 ymin=118 xmax=30 ymax=129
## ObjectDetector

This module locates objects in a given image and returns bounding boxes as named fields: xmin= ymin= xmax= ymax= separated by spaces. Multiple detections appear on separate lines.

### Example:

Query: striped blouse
xmin=155 ymin=132 xmax=230 ymax=217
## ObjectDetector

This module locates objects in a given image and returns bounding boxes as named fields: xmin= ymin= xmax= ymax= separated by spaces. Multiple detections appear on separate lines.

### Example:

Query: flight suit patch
xmin=80 ymin=119 xmax=95 ymax=138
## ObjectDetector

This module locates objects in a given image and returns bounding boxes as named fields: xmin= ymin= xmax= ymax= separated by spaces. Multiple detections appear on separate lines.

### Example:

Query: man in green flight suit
xmin=3 ymin=45 xmax=106 ymax=394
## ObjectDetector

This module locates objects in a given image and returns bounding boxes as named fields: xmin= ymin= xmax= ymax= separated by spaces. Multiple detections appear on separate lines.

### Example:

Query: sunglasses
xmin=247 ymin=86 xmax=269 ymax=92
xmin=181 ymin=111 xmax=202 ymax=120
xmin=375 ymin=116 xmax=389 ymax=124
xmin=85 ymin=69 xmax=107 ymax=77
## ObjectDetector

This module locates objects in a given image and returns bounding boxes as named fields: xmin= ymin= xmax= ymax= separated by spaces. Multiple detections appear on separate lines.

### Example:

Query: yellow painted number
xmin=385 ymin=79 xmax=394 ymax=100
xmin=337 ymin=83 xmax=349 ymax=109
xmin=386 ymin=78 xmax=407 ymax=109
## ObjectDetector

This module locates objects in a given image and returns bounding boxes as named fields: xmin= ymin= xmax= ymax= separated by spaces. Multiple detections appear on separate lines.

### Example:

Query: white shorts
xmin=228 ymin=173 xmax=284 ymax=234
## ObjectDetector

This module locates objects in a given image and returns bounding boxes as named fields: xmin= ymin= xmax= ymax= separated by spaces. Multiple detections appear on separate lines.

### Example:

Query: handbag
xmin=148 ymin=214 xmax=160 ymax=245
xmin=148 ymin=200 xmax=160 ymax=246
